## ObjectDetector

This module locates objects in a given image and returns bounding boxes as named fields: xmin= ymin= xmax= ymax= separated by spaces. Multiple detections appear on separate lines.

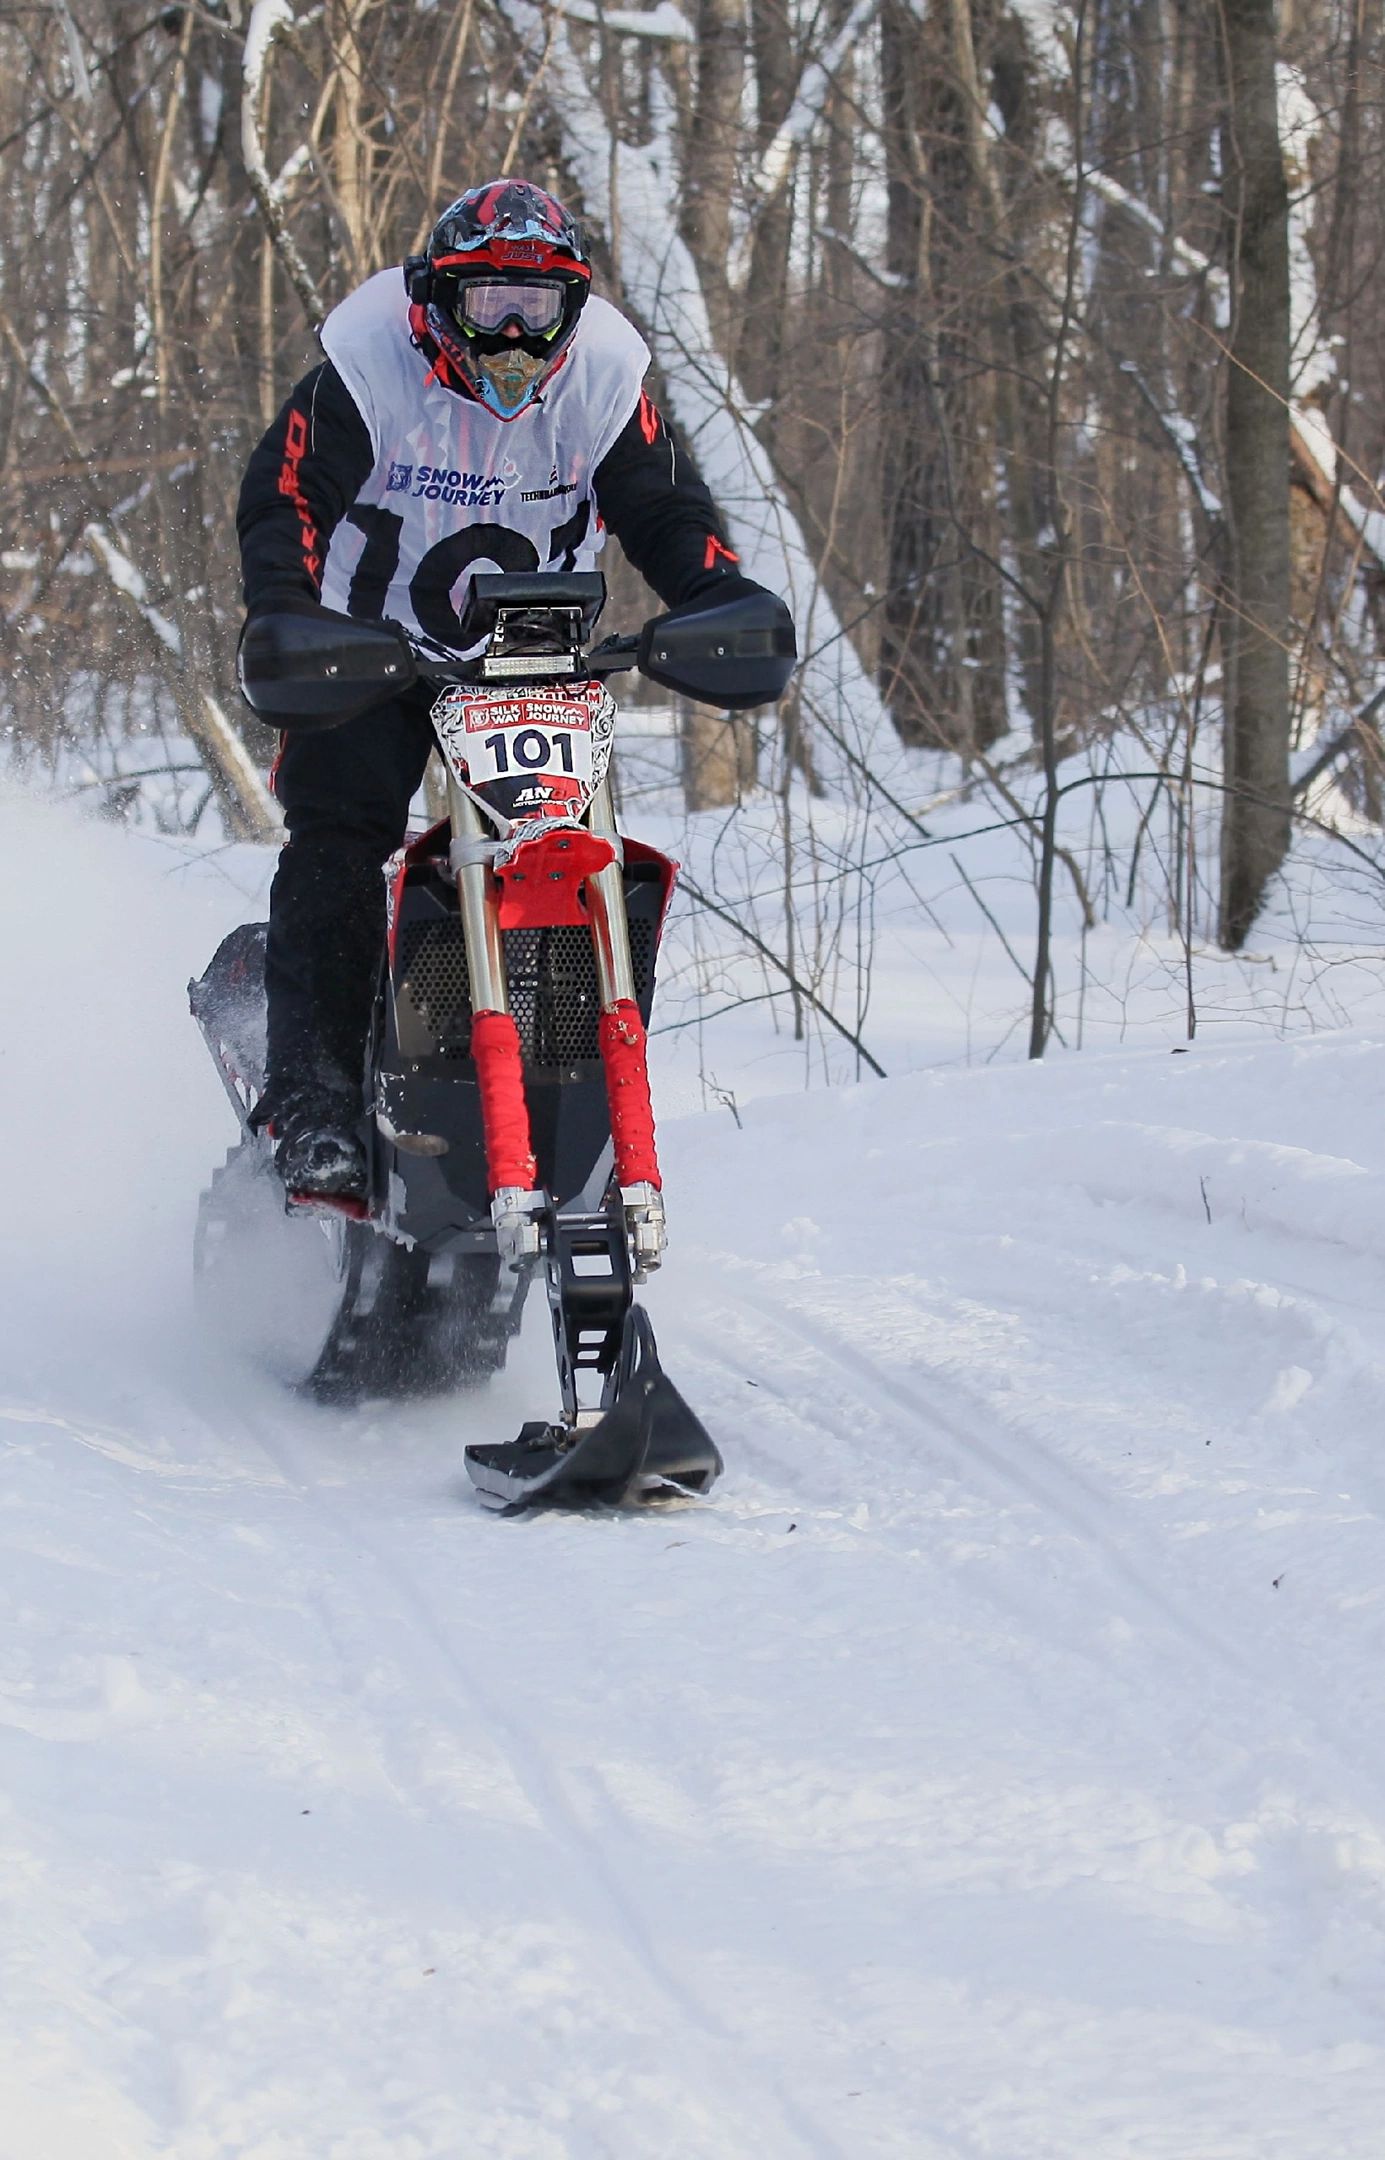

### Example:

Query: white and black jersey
xmin=238 ymin=267 xmax=748 ymax=638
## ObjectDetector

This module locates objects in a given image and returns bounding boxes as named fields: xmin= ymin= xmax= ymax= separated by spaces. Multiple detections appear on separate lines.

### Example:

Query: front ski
xmin=464 ymin=1307 xmax=721 ymax=1513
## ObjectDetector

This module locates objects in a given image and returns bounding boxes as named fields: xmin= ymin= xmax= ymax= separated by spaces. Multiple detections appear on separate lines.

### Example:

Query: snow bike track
xmin=4 ymin=793 xmax=1385 ymax=2157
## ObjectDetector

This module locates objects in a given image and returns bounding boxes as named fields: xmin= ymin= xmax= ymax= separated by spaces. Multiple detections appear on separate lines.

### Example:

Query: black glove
xmin=243 ymin=587 xmax=328 ymax=629
xmin=678 ymin=567 xmax=776 ymax=612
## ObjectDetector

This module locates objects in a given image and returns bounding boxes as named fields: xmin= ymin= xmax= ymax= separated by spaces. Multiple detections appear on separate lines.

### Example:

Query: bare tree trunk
xmin=877 ymin=0 xmax=1008 ymax=757
xmin=1027 ymin=0 xmax=1089 ymax=1059
xmin=663 ymin=0 xmax=759 ymax=807
xmin=678 ymin=0 xmax=744 ymax=357
xmin=1218 ymin=0 xmax=1292 ymax=949
xmin=735 ymin=0 xmax=795 ymax=422
xmin=987 ymin=9 xmax=1050 ymax=730
xmin=680 ymin=700 xmax=757 ymax=809
xmin=325 ymin=0 xmax=372 ymax=279
xmin=877 ymin=0 xmax=932 ymax=745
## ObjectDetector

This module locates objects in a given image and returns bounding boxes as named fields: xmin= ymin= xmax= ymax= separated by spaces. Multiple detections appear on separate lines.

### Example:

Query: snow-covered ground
xmin=4 ymin=782 xmax=1385 ymax=2157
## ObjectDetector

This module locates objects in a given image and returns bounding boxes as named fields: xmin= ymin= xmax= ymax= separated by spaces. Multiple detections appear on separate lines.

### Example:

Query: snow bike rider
xmin=238 ymin=177 xmax=778 ymax=1201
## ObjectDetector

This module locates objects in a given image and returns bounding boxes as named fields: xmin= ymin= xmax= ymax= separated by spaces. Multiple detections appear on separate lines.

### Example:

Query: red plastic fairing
xmin=470 ymin=1010 xmax=538 ymax=1192
xmin=384 ymin=823 xmax=451 ymax=965
xmin=621 ymin=835 xmax=680 ymax=943
xmin=599 ymin=999 xmax=661 ymax=1190
xmin=495 ymin=826 xmax=616 ymax=930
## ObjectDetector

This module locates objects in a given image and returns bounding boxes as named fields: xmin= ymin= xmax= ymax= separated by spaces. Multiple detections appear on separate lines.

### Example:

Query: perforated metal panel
xmin=395 ymin=915 xmax=654 ymax=1066
xmin=396 ymin=919 xmax=473 ymax=1058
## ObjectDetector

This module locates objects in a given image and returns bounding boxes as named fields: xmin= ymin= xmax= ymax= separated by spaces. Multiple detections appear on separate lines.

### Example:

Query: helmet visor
xmin=453 ymin=279 xmax=566 ymax=337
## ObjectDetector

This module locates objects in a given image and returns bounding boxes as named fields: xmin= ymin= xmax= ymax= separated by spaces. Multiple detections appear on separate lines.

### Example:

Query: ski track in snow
xmin=3 ymin=788 xmax=1385 ymax=2156
xmin=244 ymin=1408 xmax=845 ymax=2160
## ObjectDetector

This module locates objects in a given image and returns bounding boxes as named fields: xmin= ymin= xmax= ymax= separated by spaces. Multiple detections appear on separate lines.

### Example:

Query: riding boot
xmin=256 ymin=689 xmax=437 ymax=1196
xmin=256 ymin=835 xmax=385 ymax=1196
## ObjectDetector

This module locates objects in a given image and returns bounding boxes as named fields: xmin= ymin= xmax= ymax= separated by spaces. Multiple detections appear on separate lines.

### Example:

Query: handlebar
xmin=239 ymin=585 xmax=795 ymax=727
xmin=401 ymin=625 xmax=642 ymax=689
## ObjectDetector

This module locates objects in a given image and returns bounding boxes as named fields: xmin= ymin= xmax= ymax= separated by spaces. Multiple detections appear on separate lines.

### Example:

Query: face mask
xmin=477 ymin=345 xmax=548 ymax=411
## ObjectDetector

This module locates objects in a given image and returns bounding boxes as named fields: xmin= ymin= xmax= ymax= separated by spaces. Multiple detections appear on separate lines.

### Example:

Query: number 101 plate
xmin=432 ymin=680 xmax=617 ymax=815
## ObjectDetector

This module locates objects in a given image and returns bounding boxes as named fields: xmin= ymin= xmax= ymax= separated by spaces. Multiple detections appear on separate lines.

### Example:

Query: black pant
xmin=265 ymin=689 xmax=437 ymax=1106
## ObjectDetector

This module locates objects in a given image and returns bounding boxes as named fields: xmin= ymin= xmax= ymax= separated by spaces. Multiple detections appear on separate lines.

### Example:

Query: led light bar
xmin=480 ymin=653 xmax=579 ymax=679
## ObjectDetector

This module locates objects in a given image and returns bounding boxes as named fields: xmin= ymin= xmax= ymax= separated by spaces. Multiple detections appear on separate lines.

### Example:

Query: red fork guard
xmin=468 ymin=841 xmax=661 ymax=1200
xmin=470 ymin=1009 xmax=538 ymax=1192
xmin=495 ymin=825 xmax=617 ymax=930
xmin=599 ymin=999 xmax=661 ymax=1190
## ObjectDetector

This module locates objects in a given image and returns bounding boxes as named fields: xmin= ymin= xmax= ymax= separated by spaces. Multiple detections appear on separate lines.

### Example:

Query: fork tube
xmin=446 ymin=773 xmax=540 ymax=1226
xmin=446 ymin=773 xmax=508 ymax=1013
xmin=584 ymin=777 xmax=638 ymax=1006
xmin=585 ymin=778 xmax=664 ymax=1219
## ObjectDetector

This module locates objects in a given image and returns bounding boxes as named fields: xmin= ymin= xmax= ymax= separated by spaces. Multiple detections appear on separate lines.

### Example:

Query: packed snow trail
xmin=2 ymin=787 xmax=1385 ymax=2158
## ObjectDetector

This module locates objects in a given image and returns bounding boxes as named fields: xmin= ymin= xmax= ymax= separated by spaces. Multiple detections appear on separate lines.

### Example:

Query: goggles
xmin=452 ymin=279 xmax=566 ymax=338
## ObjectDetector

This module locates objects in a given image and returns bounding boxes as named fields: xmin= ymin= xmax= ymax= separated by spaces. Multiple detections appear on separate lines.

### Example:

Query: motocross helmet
xmin=415 ymin=179 xmax=591 ymax=418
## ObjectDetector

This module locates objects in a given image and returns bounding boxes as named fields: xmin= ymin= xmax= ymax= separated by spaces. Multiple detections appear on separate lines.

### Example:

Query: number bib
xmin=432 ymin=679 xmax=617 ymax=826
xmin=318 ymin=274 xmax=649 ymax=647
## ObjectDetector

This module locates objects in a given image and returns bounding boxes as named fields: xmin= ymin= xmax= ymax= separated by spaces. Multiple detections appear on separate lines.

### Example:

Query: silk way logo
xmin=387 ymin=462 xmax=412 ymax=492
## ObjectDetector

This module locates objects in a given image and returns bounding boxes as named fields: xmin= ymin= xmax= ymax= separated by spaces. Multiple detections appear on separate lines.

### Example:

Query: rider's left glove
xmin=680 ymin=568 xmax=777 ymax=612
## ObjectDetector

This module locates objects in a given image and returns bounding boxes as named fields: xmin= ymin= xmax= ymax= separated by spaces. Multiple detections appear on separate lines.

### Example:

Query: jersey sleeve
xmin=237 ymin=362 xmax=375 ymax=612
xmin=592 ymin=391 xmax=746 ymax=609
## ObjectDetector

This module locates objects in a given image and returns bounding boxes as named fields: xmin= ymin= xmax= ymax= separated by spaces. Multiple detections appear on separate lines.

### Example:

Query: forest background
xmin=1 ymin=0 xmax=1382 ymax=1070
